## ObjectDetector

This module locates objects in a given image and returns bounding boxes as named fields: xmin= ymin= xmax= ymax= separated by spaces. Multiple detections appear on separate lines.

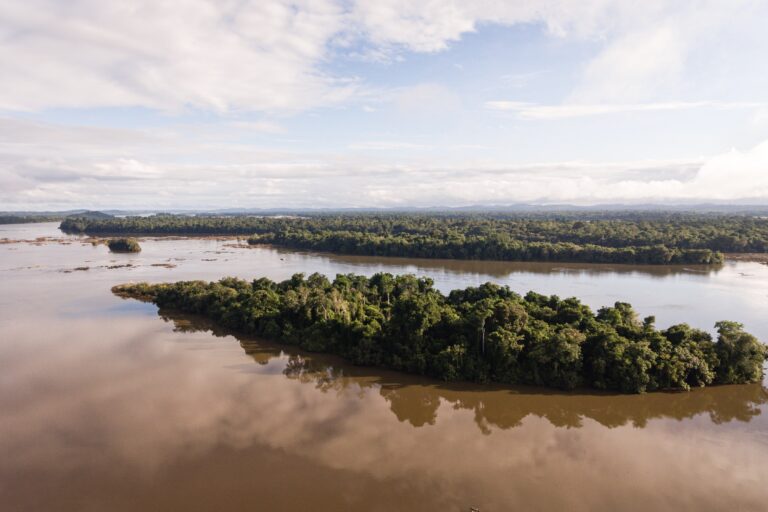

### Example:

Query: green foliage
xmin=57 ymin=212 xmax=768 ymax=264
xmin=0 ymin=215 xmax=62 ymax=224
xmin=0 ymin=210 xmax=111 ymax=225
xmin=714 ymin=321 xmax=768 ymax=384
xmin=112 ymin=272 xmax=766 ymax=393
xmin=107 ymin=237 xmax=141 ymax=253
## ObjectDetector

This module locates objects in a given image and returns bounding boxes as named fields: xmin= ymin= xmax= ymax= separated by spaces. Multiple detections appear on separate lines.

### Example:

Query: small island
xmin=113 ymin=272 xmax=766 ymax=394
xmin=107 ymin=237 xmax=142 ymax=253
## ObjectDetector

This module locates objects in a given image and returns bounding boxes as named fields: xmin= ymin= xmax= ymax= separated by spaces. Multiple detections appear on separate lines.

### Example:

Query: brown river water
xmin=2 ymin=222 xmax=767 ymax=511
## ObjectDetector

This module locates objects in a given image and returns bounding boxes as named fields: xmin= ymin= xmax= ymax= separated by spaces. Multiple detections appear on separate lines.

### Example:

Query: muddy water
xmin=1 ymin=222 xmax=767 ymax=511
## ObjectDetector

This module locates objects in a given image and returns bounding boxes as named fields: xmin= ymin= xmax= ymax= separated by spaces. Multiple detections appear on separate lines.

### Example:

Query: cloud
xmin=0 ymin=117 xmax=157 ymax=146
xmin=226 ymin=121 xmax=285 ymax=134
xmin=348 ymin=141 xmax=432 ymax=151
xmin=3 ymin=1 xmax=763 ymax=113
xmin=484 ymin=101 xmax=765 ymax=120
xmin=688 ymin=140 xmax=768 ymax=200
xmin=1 ymin=1 xmax=767 ymax=210
xmin=351 ymin=1 xmax=768 ymax=103
xmin=349 ymin=0 xmax=629 ymax=53
xmin=3 ymin=115 xmax=768 ymax=209
xmin=572 ymin=24 xmax=686 ymax=103
xmin=350 ymin=0 xmax=476 ymax=53
xmin=357 ymin=1 xmax=768 ymax=112
xmin=392 ymin=83 xmax=461 ymax=115
xmin=0 ymin=0 xmax=351 ymax=112
xmin=569 ymin=1 xmax=768 ymax=103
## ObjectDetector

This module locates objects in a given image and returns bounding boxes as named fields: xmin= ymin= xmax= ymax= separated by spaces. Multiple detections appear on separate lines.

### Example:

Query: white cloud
xmin=688 ymin=141 xmax=768 ymax=200
xmin=3 ymin=115 xmax=768 ymax=209
xmin=351 ymin=0 xmax=476 ymax=53
xmin=350 ymin=0 xmax=625 ymax=53
xmin=3 ymin=1 xmax=764 ymax=113
xmin=0 ymin=0 xmax=351 ymax=112
xmin=348 ymin=141 xmax=432 ymax=151
xmin=0 ymin=117 xmax=157 ymax=146
xmin=572 ymin=24 xmax=686 ymax=103
xmin=484 ymin=101 xmax=765 ymax=120
xmin=226 ymin=121 xmax=285 ymax=134
xmin=752 ymin=107 xmax=768 ymax=127
xmin=569 ymin=1 xmax=768 ymax=103
xmin=1 ymin=1 xmax=767 ymax=209
xmin=353 ymin=1 xmax=768 ymax=104
xmin=392 ymin=83 xmax=461 ymax=115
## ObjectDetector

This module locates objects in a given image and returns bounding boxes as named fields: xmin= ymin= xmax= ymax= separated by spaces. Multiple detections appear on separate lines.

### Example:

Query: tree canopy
xmin=59 ymin=212 xmax=768 ymax=264
xmin=113 ymin=273 xmax=766 ymax=393
xmin=0 ymin=215 xmax=62 ymax=224
xmin=107 ymin=237 xmax=141 ymax=253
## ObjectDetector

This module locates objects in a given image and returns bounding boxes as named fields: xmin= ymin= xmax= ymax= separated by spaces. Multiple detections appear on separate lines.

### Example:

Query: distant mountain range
xmin=0 ymin=209 xmax=114 ymax=218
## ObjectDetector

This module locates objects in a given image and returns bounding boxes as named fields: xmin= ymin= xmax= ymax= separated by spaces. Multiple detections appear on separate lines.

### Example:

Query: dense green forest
xmin=1 ymin=210 xmax=112 ymax=225
xmin=60 ymin=212 xmax=768 ymax=264
xmin=248 ymin=230 xmax=723 ymax=264
xmin=107 ymin=237 xmax=141 ymax=253
xmin=114 ymin=273 xmax=766 ymax=393
xmin=0 ymin=215 xmax=62 ymax=224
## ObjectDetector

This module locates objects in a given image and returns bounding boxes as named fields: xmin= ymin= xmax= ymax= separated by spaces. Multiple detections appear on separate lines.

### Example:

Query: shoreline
xmin=724 ymin=253 xmax=768 ymax=263
xmin=10 ymin=232 xmax=768 ymax=266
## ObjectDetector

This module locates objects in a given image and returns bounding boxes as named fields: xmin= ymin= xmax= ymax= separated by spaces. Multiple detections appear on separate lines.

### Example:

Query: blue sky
xmin=2 ymin=0 xmax=768 ymax=210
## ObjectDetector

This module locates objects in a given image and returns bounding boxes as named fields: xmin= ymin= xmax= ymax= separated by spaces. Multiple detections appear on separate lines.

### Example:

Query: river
xmin=1 ymin=222 xmax=767 ymax=511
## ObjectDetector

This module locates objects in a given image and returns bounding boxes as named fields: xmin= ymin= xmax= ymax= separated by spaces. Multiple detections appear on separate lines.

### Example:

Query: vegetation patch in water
xmin=107 ymin=237 xmax=141 ymax=253
xmin=113 ymin=272 xmax=767 ymax=393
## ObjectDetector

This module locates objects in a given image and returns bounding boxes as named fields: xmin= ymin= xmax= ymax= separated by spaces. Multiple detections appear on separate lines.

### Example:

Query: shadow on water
xmin=157 ymin=308 xmax=768 ymax=433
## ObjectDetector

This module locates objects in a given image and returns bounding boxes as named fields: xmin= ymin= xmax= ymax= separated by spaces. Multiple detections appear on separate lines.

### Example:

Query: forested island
xmin=113 ymin=272 xmax=766 ymax=393
xmin=60 ymin=212 xmax=768 ymax=264
xmin=246 ymin=231 xmax=723 ymax=264
xmin=107 ymin=237 xmax=141 ymax=253
xmin=1 ymin=215 xmax=62 ymax=224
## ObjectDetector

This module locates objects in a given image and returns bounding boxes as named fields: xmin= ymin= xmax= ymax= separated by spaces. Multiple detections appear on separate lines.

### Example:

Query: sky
xmin=2 ymin=0 xmax=768 ymax=210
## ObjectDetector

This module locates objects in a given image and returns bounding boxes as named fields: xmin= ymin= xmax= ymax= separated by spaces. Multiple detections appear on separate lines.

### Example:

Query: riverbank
xmin=725 ymin=253 xmax=768 ymax=263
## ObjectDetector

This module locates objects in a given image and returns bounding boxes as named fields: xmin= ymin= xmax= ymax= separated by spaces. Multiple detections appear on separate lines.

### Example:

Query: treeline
xmin=60 ymin=213 xmax=273 ymax=235
xmin=249 ymin=230 xmax=722 ymax=264
xmin=1 ymin=215 xmax=62 ymax=224
xmin=2 ymin=210 xmax=112 ymax=225
xmin=58 ymin=212 xmax=768 ymax=264
xmin=114 ymin=273 xmax=766 ymax=393
xmin=59 ymin=213 xmax=768 ymax=252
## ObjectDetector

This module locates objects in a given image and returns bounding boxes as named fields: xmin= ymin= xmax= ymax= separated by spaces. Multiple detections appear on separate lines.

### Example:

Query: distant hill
xmin=0 ymin=210 xmax=113 ymax=225
xmin=65 ymin=210 xmax=113 ymax=220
